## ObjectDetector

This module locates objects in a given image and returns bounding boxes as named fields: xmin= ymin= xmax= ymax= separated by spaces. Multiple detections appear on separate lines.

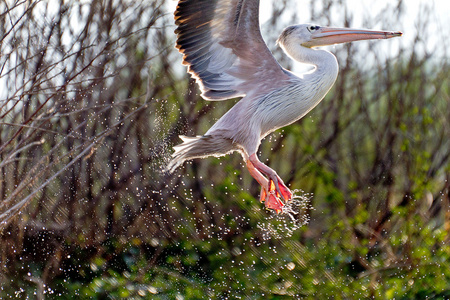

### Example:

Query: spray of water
xmin=150 ymin=100 xmax=178 ymax=173
xmin=257 ymin=189 xmax=312 ymax=240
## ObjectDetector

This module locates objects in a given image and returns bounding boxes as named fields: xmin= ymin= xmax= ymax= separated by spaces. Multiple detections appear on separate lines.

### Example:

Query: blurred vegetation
xmin=1 ymin=0 xmax=449 ymax=299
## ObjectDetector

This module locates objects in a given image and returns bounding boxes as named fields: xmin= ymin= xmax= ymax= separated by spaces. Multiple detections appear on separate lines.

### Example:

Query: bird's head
xmin=277 ymin=24 xmax=402 ymax=49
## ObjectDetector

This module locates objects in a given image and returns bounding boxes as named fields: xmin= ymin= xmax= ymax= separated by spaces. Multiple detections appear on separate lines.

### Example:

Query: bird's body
xmin=169 ymin=0 xmax=401 ymax=212
xmin=205 ymin=55 xmax=337 ymax=155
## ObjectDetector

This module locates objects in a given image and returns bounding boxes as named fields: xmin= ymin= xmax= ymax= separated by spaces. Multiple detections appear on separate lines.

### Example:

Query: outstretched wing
xmin=174 ymin=0 xmax=291 ymax=100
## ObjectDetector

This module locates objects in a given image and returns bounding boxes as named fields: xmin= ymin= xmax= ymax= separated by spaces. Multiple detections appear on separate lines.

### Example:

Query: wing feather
xmin=174 ymin=0 xmax=290 ymax=101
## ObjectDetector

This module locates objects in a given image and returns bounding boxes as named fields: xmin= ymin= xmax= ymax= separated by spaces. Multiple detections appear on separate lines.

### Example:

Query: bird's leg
xmin=248 ymin=154 xmax=293 ymax=202
xmin=246 ymin=160 xmax=269 ymax=202
xmin=246 ymin=159 xmax=284 ymax=213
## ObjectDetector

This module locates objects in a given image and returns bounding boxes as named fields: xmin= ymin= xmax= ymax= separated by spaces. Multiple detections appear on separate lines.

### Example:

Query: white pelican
xmin=168 ymin=0 xmax=401 ymax=213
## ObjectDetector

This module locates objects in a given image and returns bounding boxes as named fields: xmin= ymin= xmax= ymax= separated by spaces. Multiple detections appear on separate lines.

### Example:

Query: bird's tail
xmin=165 ymin=135 xmax=236 ymax=173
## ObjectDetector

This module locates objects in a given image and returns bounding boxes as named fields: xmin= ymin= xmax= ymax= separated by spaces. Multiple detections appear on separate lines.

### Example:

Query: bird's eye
xmin=308 ymin=25 xmax=320 ymax=32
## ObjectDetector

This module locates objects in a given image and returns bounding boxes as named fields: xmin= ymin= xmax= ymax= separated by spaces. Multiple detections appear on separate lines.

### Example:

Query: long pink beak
xmin=306 ymin=27 xmax=402 ymax=47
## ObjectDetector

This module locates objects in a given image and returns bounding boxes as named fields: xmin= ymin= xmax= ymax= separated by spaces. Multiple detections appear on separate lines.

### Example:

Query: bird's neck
xmin=284 ymin=44 xmax=339 ymax=90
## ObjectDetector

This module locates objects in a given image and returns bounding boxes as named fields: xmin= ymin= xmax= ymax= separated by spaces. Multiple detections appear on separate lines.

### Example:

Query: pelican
xmin=168 ymin=0 xmax=401 ymax=213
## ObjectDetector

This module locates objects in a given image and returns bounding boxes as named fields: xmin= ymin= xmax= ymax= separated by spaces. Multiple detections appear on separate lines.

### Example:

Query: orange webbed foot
xmin=265 ymin=193 xmax=284 ymax=213
xmin=260 ymin=180 xmax=293 ymax=213
xmin=277 ymin=179 xmax=293 ymax=202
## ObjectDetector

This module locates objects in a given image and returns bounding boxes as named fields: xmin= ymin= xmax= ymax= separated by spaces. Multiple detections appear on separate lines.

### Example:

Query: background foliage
xmin=1 ymin=0 xmax=449 ymax=299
